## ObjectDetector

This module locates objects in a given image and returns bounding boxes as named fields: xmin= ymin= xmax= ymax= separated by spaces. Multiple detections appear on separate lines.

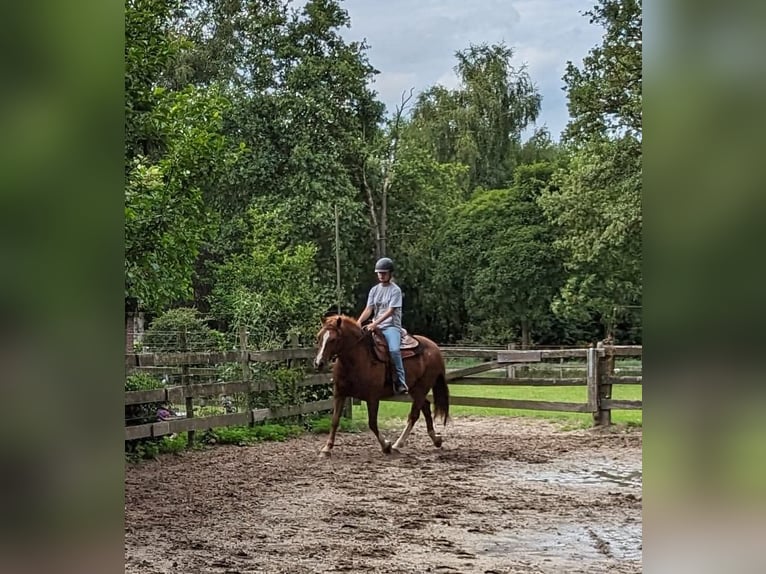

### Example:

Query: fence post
xmin=238 ymin=326 xmax=252 ymax=427
xmin=593 ymin=341 xmax=613 ymax=426
xmin=559 ymin=346 xmax=564 ymax=379
xmin=342 ymin=396 xmax=353 ymax=420
xmin=506 ymin=343 xmax=516 ymax=379
xmin=587 ymin=346 xmax=598 ymax=423
xmin=181 ymin=328 xmax=195 ymax=446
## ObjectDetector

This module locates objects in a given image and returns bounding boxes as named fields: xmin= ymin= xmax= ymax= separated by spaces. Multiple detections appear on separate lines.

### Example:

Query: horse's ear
xmin=335 ymin=316 xmax=342 ymax=329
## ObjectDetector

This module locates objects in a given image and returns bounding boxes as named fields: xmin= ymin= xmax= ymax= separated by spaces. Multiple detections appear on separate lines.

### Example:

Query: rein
xmin=325 ymin=324 xmax=372 ymax=362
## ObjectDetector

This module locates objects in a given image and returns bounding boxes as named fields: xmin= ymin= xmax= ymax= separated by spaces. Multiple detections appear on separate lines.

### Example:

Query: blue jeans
xmin=381 ymin=326 xmax=407 ymax=389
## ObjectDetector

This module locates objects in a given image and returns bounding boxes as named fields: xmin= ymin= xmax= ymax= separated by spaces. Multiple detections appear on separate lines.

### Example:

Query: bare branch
xmin=361 ymin=160 xmax=381 ymax=255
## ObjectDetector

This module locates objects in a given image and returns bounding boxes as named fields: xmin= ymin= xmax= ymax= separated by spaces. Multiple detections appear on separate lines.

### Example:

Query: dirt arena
xmin=125 ymin=416 xmax=642 ymax=574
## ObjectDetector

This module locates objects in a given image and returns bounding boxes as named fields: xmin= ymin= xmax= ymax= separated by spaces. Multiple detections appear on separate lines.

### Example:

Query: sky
xmin=336 ymin=0 xmax=605 ymax=141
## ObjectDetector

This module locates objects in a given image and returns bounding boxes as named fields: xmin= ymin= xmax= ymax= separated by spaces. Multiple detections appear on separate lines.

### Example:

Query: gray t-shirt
xmin=366 ymin=282 xmax=403 ymax=329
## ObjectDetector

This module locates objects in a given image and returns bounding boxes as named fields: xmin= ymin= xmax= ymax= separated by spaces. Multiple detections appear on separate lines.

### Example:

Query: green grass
xmin=353 ymin=382 xmax=642 ymax=429
xmin=420 ymin=356 xmax=643 ymax=428
xmin=305 ymin=415 xmax=368 ymax=434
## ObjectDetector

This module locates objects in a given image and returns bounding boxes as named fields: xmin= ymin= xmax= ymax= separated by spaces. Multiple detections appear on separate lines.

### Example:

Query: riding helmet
xmin=374 ymin=257 xmax=394 ymax=273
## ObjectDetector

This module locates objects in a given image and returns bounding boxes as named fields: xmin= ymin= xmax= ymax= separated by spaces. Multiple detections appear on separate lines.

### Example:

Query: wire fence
xmin=128 ymin=330 xmax=241 ymax=353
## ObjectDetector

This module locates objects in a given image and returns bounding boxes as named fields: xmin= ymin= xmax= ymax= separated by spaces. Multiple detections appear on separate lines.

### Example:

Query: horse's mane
xmin=323 ymin=314 xmax=363 ymax=336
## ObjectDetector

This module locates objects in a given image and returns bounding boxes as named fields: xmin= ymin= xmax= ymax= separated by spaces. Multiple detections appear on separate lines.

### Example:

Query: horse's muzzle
xmin=313 ymin=358 xmax=325 ymax=371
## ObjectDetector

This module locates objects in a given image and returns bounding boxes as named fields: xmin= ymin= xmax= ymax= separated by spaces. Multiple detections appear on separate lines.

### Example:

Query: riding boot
xmin=382 ymin=326 xmax=408 ymax=394
xmin=390 ymin=350 xmax=408 ymax=394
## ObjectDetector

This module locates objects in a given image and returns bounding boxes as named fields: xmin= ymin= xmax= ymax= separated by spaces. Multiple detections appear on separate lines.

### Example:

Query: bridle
xmin=319 ymin=323 xmax=372 ymax=363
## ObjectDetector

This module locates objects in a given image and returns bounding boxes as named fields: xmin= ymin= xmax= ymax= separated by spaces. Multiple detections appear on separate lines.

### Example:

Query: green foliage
xmin=123 ymin=0 xmax=642 ymax=348
xmin=208 ymin=205 xmax=331 ymax=345
xmin=382 ymin=140 xmax=470 ymax=336
xmin=125 ymin=372 xmax=165 ymax=427
xmin=428 ymin=180 xmax=563 ymax=345
xmin=410 ymin=42 xmax=541 ymax=191
xmin=125 ymin=371 xmax=164 ymax=392
xmin=126 ymin=433 xmax=193 ymax=462
xmin=173 ymin=0 xmax=383 ymax=316
xmin=540 ymin=137 xmax=641 ymax=329
xmin=125 ymin=440 xmax=161 ymax=462
xmin=125 ymin=415 xmax=366 ymax=462
xmin=563 ymin=0 xmax=642 ymax=141
xmin=125 ymin=0 xmax=243 ymax=312
xmin=535 ymin=0 xmax=642 ymax=340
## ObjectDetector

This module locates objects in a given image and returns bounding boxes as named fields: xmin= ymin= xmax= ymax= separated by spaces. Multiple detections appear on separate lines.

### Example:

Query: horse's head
xmin=313 ymin=315 xmax=345 ymax=370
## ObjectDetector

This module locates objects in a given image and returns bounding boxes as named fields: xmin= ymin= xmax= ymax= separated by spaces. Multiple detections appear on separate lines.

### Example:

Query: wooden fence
xmin=440 ymin=343 xmax=642 ymax=426
xmin=125 ymin=335 xmax=336 ymax=441
xmin=125 ymin=340 xmax=642 ymax=441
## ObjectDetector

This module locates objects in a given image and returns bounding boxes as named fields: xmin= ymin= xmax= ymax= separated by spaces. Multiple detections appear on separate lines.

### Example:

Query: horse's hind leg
xmin=392 ymin=398 xmax=422 ymax=452
xmin=367 ymin=399 xmax=392 ymax=454
xmin=421 ymin=399 xmax=443 ymax=448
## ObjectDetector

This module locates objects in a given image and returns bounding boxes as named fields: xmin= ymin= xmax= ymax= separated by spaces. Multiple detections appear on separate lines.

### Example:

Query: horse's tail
xmin=432 ymin=372 xmax=450 ymax=425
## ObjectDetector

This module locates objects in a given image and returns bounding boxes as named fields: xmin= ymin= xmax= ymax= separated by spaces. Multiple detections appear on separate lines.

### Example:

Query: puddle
xmin=593 ymin=469 xmax=642 ymax=488
xmin=491 ymin=456 xmax=642 ymax=491
xmin=476 ymin=522 xmax=642 ymax=562
xmin=479 ymin=456 xmax=642 ymax=564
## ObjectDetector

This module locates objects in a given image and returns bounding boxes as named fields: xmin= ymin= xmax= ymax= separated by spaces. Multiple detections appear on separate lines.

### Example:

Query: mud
xmin=125 ymin=417 xmax=642 ymax=573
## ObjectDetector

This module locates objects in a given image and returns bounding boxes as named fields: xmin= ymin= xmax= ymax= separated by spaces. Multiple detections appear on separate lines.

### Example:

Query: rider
xmin=357 ymin=257 xmax=409 ymax=395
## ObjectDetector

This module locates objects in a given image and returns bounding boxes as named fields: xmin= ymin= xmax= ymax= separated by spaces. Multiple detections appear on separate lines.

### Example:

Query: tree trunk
xmin=380 ymin=182 xmax=387 ymax=257
xmin=521 ymin=318 xmax=530 ymax=349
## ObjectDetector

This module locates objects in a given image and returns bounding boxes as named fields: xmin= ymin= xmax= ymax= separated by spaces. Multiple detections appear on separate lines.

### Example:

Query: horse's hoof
xmin=319 ymin=449 xmax=332 ymax=458
xmin=381 ymin=441 xmax=392 ymax=454
xmin=433 ymin=436 xmax=443 ymax=448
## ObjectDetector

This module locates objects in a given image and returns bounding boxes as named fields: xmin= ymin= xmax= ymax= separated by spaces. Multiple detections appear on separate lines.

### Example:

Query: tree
xmin=208 ymin=202 xmax=332 ymax=346
xmin=562 ymin=0 xmax=642 ymax=141
xmin=380 ymin=135 xmax=469 ymax=338
xmin=410 ymin=42 xmax=541 ymax=191
xmin=540 ymin=137 xmax=641 ymax=327
xmin=125 ymin=0 xmax=238 ymax=312
xmin=360 ymin=90 xmax=414 ymax=259
xmin=540 ymin=0 xmax=642 ymax=337
xmin=169 ymin=0 xmax=385 ymax=313
xmin=429 ymin=180 xmax=562 ymax=346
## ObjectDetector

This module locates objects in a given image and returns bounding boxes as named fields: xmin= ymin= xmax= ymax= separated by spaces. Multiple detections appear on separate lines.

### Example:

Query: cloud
xmin=338 ymin=0 xmax=603 ymax=138
xmin=433 ymin=70 xmax=461 ymax=92
xmin=370 ymin=72 xmax=419 ymax=109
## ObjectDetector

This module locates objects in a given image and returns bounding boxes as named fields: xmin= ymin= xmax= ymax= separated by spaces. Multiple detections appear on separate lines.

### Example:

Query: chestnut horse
xmin=313 ymin=314 xmax=449 ymax=456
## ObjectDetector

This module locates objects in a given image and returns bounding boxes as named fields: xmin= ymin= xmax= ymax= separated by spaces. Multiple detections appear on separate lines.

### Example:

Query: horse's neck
xmin=337 ymin=335 xmax=372 ymax=369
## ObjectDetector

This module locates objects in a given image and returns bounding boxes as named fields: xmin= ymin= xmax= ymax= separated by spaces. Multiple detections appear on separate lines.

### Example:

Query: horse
xmin=313 ymin=314 xmax=449 ymax=456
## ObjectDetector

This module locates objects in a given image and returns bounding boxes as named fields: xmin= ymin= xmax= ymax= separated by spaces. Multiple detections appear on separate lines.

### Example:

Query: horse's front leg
xmin=320 ymin=394 xmax=346 ymax=457
xmin=366 ymin=399 xmax=391 ymax=454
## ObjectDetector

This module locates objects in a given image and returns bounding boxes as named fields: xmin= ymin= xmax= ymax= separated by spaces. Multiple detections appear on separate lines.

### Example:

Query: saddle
xmin=370 ymin=328 xmax=422 ymax=391
xmin=370 ymin=328 xmax=421 ymax=363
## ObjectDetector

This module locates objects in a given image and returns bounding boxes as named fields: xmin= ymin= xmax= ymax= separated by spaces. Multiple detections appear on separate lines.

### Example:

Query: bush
xmin=142 ymin=307 xmax=227 ymax=352
xmin=125 ymin=372 xmax=165 ymax=426
xmin=125 ymin=371 xmax=164 ymax=392
xmin=126 ymin=433 xmax=187 ymax=462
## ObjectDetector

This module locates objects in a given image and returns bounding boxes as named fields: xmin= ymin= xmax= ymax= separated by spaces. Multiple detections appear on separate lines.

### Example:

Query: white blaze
xmin=315 ymin=331 xmax=330 ymax=366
